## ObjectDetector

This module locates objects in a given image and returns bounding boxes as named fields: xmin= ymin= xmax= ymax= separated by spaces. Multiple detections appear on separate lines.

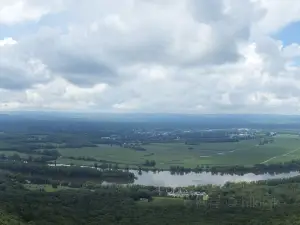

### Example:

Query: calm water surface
xmin=129 ymin=170 xmax=300 ymax=187
xmin=49 ymin=164 xmax=300 ymax=187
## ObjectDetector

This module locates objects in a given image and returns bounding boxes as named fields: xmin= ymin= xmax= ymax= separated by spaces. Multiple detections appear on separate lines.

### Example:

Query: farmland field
xmin=55 ymin=134 xmax=300 ymax=169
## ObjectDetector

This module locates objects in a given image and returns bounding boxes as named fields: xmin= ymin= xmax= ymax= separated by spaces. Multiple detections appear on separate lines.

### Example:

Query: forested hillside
xmin=1 ymin=174 xmax=300 ymax=225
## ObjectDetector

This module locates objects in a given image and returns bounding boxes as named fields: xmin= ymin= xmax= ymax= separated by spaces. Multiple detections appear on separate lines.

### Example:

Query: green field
xmin=0 ymin=141 xmax=15 ymax=150
xmin=55 ymin=134 xmax=300 ymax=169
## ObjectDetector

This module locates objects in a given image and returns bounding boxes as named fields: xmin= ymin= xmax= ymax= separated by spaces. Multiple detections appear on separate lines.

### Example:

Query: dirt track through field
xmin=260 ymin=148 xmax=300 ymax=164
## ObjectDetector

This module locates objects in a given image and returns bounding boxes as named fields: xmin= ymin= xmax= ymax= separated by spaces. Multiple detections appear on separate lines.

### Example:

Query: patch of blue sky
xmin=292 ymin=57 xmax=300 ymax=66
xmin=0 ymin=11 xmax=69 ymax=39
xmin=273 ymin=21 xmax=300 ymax=46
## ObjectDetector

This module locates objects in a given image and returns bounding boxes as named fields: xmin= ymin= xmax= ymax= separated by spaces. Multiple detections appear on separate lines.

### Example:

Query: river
xmin=128 ymin=170 xmax=300 ymax=187
xmin=49 ymin=163 xmax=300 ymax=187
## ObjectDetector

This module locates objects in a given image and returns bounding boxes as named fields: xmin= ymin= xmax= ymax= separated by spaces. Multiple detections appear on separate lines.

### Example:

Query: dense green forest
xmin=0 ymin=210 xmax=25 ymax=225
xmin=0 ymin=173 xmax=300 ymax=224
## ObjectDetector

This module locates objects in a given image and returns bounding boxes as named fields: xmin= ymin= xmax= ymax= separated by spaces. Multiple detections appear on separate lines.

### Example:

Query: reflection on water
xmin=130 ymin=170 xmax=300 ymax=187
xmin=49 ymin=164 xmax=300 ymax=187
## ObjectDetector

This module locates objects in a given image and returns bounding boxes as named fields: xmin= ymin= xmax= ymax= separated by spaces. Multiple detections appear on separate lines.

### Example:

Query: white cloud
xmin=0 ymin=0 xmax=65 ymax=25
xmin=283 ymin=43 xmax=300 ymax=59
xmin=0 ymin=37 xmax=17 ymax=46
xmin=0 ymin=0 xmax=300 ymax=114
xmin=0 ymin=43 xmax=52 ymax=89
xmin=257 ymin=0 xmax=300 ymax=34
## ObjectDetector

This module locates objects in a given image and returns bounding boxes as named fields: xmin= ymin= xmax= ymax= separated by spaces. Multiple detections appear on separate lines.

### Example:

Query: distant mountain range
xmin=1 ymin=111 xmax=300 ymax=124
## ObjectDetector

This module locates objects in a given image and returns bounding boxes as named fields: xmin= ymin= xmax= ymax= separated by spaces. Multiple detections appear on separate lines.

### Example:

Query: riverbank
xmin=51 ymin=157 xmax=300 ymax=176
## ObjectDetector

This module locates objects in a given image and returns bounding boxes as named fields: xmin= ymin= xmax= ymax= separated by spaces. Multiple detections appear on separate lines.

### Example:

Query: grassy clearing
xmin=55 ymin=136 xmax=300 ymax=169
xmin=137 ymin=197 xmax=184 ymax=206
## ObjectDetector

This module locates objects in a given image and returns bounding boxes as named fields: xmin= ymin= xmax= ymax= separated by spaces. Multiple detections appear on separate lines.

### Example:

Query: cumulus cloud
xmin=0 ymin=37 xmax=17 ymax=46
xmin=0 ymin=0 xmax=65 ymax=25
xmin=0 ymin=41 xmax=52 ymax=90
xmin=257 ymin=0 xmax=300 ymax=34
xmin=0 ymin=0 xmax=300 ymax=113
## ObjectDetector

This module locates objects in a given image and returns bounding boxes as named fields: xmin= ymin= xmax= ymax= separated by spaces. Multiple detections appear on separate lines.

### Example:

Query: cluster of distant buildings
xmin=228 ymin=128 xmax=257 ymax=139
xmin=166 ymin=189 xmax=207 ymax=199
xmin=99 ymin=128 xmax=279 ymax=145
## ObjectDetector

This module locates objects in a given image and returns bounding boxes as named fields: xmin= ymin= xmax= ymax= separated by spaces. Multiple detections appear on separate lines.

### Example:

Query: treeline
xmin=5 ymin=173 xmax=132 ymax=189
xmin=64 ymin=156 xmax=115 ymax=164
xmin=169 ymin=159 xmax=300 ymax=175
xmin=143 ymin=160 xmax=156 ymax=167
xmin=1 ymin=145 xmax=60 ymax=158
xmin=185 ymin=138 xmax=238 ymax=144
xmin=64 ymin=156 xmax=128 ymax=170
xmin=64 ymin=157 xmax=157 ymax=168
xmin=0 ymin=153 xmax=57 ymax=163
xmin=0 ymin=161 xmax=135 ymax=181
xmin=1 ymin=133 xmax=99 ymax=153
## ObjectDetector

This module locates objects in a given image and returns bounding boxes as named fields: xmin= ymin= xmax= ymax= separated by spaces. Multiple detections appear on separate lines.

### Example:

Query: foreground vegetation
xmin=0 ymin=210 xmax=25 ymax=225
xmin=1 ymin=173 xmax=300 ymax=224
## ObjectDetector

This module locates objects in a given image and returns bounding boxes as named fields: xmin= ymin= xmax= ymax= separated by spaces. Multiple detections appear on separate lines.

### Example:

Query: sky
xmin=0 ymin=0 xmax=300 ymax=114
